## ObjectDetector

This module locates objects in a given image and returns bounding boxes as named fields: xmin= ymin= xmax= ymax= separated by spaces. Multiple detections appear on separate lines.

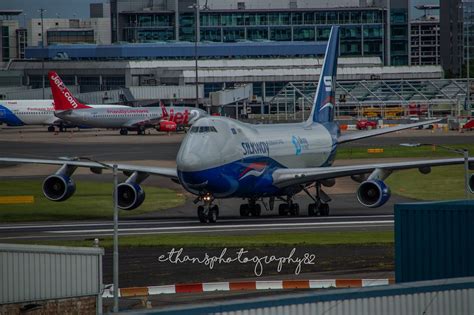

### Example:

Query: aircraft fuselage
xmin=177 ymin=116 xmax=338 ymax=198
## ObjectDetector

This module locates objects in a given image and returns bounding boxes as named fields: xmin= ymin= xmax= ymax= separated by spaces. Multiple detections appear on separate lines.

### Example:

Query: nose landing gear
xmin=197 ymin=194 xmax=219 ymax=223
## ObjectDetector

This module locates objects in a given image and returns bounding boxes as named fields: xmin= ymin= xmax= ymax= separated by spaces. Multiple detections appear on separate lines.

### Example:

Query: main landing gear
xmin=277 ymin=197 xmax=300 ymax=216
xmin=120 ymin=128 xmax=128 ymax=135
xmin=305 ymin=182 xmax=331 ymax=216
xmin=239 ymin=199 xmax=262 ymax=217
xmin=196 ymin=194 xmax=219 ymax=223
xmin=137 ymin=126 xmax=146 ymax=135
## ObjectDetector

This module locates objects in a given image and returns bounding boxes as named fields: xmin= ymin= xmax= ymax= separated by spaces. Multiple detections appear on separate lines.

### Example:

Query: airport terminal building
xmin=1 ymin=0 xmax=471 ymax=113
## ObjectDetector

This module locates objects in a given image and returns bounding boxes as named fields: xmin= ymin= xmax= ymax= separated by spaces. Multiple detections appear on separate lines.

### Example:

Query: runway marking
xmin=48 ymin=220 xmax=394 ymax=234
xmin=0 ymin=215 xmax=394 ymax=230
xmin=0 ymin=195 xmax=34 ymax=204
xmin=0 ymin=224 xmax=393 ymax=240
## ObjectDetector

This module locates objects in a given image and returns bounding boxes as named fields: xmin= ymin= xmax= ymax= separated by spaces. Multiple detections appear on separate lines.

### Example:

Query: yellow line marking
xmin=0 ymin=196 xmax=35 ymax=204
xmin=367 ymin=148 xmax=384 ymax=154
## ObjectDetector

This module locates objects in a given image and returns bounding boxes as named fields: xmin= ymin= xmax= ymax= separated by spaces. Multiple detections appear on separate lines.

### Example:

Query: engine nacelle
xmin=356 ymin=180 xmax=391 ymax=208
xmin=117 ymin=182 xmax=145 ymax=210
xmin=42 ymin=174 xmax=76 ymax=201
xmin=157 ymin=120 xmax=177 ymax=132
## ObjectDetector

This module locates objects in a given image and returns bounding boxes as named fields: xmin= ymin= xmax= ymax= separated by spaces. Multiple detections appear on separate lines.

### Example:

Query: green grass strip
xmin=16 ymin=231 xmax=394 ymax=248
xmin=386 ymin=165 xmax=469 ymax=200
xmin=0 ymin=179 xmax=184 ymax=222
xmin=337 ymin=144 xmax=474 ymax=160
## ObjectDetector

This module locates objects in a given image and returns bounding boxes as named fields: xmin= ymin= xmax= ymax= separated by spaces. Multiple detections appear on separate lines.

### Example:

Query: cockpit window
xmin=190 ymin=126 xmax=217 ymax=133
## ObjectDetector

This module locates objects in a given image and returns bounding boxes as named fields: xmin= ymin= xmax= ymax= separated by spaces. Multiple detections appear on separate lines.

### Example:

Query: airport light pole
xmin=467 ymin=13 xmax=471 ymax=112
xmin=38 ymin=8 xmax=46 ymax=100
xmin=400 ymin=143 xmax=471 ymax=199
xmin=189 ymin=1 xmax=200 ymax=108
xmin=79 ymin=157 xmax=120 ymax=312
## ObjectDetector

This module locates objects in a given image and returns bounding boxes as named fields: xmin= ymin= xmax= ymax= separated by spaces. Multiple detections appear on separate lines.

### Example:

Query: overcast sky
xmin=1 ymin=0 xmax=101 ymax=26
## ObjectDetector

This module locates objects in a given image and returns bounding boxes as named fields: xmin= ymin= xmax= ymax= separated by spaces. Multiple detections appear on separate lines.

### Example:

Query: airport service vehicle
xmin=1 ymin=27 xmax=472 ymax=223
xmin=48 ymin=71 xmax=207 ymax=135
xmin=356 ymin=120 xmax=377 ymax=130
xmin=0 ymin=100 xmax=127 ymax=131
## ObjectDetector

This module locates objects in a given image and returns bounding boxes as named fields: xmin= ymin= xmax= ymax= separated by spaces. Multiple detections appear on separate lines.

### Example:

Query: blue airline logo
xmin=291 ymin=136 xmax=309 ymax=155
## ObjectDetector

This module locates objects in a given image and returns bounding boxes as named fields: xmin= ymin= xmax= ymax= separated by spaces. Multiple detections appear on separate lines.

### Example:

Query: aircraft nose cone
xmin=176 ymin=133 xmax=221 ymax=172
xmin=177 ymin=152 xmax=201 ymax=172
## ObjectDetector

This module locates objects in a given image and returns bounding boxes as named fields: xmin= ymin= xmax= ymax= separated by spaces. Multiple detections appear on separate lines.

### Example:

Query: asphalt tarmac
xmin=0 ymin=126 xmax=469 ymax=236
xmin=1 ymin=126 xmax=473 ymax=161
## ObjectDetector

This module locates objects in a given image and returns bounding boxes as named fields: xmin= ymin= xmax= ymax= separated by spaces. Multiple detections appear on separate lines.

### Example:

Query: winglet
xmin=48 ymin=71 xmax=90 ymax=110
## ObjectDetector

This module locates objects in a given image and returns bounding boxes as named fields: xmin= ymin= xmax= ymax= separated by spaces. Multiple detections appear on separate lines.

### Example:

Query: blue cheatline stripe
xmin=0 ymin=104 xmax=25 ymax=126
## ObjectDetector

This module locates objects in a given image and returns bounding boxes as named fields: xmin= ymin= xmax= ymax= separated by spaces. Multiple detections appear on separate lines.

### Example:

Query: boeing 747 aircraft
xmin=1 ymin=26 xmax=472 ymax=223
xmin=49 ymin=72 xmax=207 ymax=135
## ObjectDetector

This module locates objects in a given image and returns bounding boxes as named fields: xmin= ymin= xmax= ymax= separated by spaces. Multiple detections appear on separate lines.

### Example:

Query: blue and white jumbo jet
xmin=1 ymin=26 xmax=472 ymax=223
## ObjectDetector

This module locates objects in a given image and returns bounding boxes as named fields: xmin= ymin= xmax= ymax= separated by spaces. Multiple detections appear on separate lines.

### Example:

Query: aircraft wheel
xmin=197 ymin=205 xmax=207 ymax=223
xmin=308 ymin=203 xmax=316 ymax=216
xmin=290 ymin=203 xmax=300 ymax=216
xmin=240 ymin=204 xmax=250 ymax=216
xmin=319 ymin=203 xmax=330 ymax=216
xmin=251 ymin=204 xmax=261 ymax=216
xmin=208 ymin=205 xmax=219 ymax=223
xmin=47 ymin=126 xmax=55 ymax=132
xmin=120 ymin=129 xmax=128 ymax=135
xmin=278 ymin=203 xmax=289 ymax=216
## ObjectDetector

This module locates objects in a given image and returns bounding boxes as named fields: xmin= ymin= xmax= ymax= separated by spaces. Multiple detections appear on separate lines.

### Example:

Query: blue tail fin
xmin=307 ymin=26 xmax=339 ymax=124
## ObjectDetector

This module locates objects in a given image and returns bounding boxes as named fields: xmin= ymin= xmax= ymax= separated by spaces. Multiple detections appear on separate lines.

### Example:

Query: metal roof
xmin=25 ymin=41 xmax=327 ymax=60
xmin=0 ymin=10 xmax=22 ymax=16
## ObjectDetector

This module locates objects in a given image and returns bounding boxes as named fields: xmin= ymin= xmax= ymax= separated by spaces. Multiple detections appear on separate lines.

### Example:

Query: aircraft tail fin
xmin=160 ymin=101 xmax=169 ymax=118
xmin=48 ymin=71 xmax=91 ymax=110
xmin=307 ymin=26 xmax=339 ymax=125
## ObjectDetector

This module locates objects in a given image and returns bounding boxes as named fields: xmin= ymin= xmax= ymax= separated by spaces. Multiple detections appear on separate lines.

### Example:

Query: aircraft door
xmin=0 ymin=109 xmax=6 ymax=119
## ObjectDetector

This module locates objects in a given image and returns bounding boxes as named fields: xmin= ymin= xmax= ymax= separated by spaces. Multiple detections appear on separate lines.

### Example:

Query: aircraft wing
xmin=272 ymin=157 xmax=472 ymax=188
xmin=337 ymin=119 xmax=441 ymax=144
xmin=0 ymin=157 xmax=177 ymax=179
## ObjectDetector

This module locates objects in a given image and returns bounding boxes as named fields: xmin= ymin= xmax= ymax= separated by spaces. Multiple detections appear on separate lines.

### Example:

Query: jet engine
xmin=356 ymin=179 xmax=391 ymax=208
xmin=117 ymin=171 xmax=149 ymax=210
xmin=117 ymin=182 xmax=145 ymax=210
xmin=42 ymin=164 xmax=78 ymax=201
xmin=157 ymin=120 xmax=177 ymax=132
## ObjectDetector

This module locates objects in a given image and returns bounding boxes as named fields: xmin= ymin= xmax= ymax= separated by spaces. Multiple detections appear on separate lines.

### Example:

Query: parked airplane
xmin=49 ymin=72 xmax=207 ymax=135
xmin=0 ymin=100 xmax=127 ymax=132
xmin=1 ymin=26 xmax=472 ymax=223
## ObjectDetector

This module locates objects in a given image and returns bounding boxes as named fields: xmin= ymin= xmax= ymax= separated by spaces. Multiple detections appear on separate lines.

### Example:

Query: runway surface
xmin=0 ymin=215 xmax=393 ymax=241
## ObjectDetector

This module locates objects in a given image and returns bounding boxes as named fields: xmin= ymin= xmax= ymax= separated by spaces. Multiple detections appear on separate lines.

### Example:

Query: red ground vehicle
xmin=463 ymin=119 xmax=474 ymax=130
xmin=356 ymin=120 xmax=377 ymax=130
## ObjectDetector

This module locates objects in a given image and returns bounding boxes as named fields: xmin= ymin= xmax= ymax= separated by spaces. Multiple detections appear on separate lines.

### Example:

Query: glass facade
xmin=390 ymin=9 xmax=409 ymax=65
xmin=119 ymin=9 xmax=385 ymax=60
xmin=47 ymin=30 xmax=95 ymax=45
xmin=464 ymin=0 xmax=474 ymax=74
xmin=2 ymin=26 xmax=10 ymax=62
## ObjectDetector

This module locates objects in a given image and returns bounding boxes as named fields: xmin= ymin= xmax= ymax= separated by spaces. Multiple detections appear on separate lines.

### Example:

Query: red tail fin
xmin=160 ymin=101 xmax=169 ymax=118
xmin=48 ymin=71 xmax=90 ymax=110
